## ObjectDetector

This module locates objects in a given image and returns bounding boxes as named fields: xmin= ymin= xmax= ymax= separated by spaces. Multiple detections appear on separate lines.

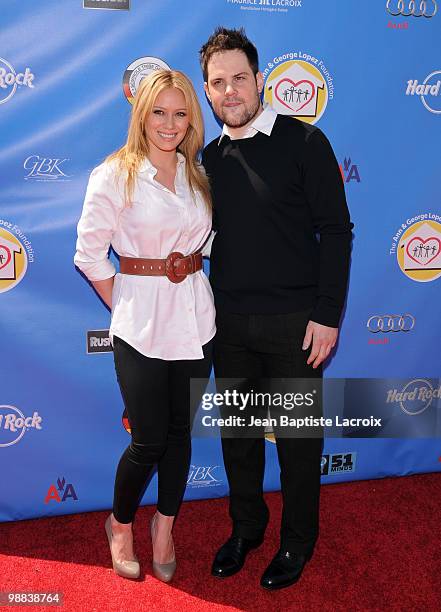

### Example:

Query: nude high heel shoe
xmin=150 ymin=512 xmax=176 ymax=583
xmin=105 ymin=514 xmax=140 ymax=580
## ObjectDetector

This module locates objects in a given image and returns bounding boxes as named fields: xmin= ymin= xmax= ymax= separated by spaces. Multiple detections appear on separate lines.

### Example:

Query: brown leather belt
xmin=119 ymin=251 xmax=202 ymax=283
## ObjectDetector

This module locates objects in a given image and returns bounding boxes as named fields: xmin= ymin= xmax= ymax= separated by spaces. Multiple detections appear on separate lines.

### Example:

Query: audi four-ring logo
xmin=386 ymin=0 xmax=438 ymax=17
xmin=366 ymin=315 xmax=416 ymax=333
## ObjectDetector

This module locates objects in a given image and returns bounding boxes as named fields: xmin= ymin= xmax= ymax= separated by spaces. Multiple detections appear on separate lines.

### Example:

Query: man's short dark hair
xmin=199 ymin=27 xmax=259 ymax=81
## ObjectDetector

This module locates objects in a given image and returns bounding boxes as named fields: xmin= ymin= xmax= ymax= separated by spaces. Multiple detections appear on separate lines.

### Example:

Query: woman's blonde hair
xmin=107 ymin=69 xmax=211 ymax=210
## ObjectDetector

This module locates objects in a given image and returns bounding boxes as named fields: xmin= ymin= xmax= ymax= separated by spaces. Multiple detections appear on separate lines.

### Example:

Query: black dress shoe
xmin=211 ymin=535 xmax=263 ymax=578
xmin=260 ymin=550 xmax=309 ymax=590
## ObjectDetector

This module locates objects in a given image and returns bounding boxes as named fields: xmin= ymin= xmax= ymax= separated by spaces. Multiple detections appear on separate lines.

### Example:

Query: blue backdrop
xmin=1 ymin=0 xmax=440 ymax=521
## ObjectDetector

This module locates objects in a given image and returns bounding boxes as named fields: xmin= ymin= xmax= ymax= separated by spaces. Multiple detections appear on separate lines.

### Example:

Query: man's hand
xmin=302 ymin=320 xmax=338 ymax=369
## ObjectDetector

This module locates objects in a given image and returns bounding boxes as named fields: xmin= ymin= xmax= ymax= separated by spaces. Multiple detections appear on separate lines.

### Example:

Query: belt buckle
xmin=165 ymin=251 xmax=186 ymax=283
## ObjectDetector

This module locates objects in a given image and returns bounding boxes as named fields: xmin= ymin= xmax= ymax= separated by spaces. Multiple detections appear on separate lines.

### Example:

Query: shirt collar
xmin=218 ymin=104 xmax=278 ymax=145
xmin=138 ymin=151 xmax=186 ymax=174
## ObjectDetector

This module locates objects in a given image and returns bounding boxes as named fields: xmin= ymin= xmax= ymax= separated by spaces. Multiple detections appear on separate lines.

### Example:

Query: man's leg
xmin=257 ymin=310 xmax=323 ymax=555
xmin=255 ymin=310 xmax=323 ymax=588
xmin=274 ymin=437 xmax=322 ymax=557
xmin=212 ymin=311 xmax=268 ymax=576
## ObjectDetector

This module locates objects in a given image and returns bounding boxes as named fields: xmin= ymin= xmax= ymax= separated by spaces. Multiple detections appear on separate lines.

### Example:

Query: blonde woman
xmin=74 ymin=70 xmax=215 ymax=582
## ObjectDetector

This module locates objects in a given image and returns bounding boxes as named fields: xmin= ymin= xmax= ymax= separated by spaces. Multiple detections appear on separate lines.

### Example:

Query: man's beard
xmin=217 ymin=93 xmax=261 ymax=128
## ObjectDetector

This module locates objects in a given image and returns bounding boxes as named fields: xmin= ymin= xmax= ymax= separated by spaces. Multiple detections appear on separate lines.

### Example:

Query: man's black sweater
xmin=202 ymin=114 xmax=353 ymax=328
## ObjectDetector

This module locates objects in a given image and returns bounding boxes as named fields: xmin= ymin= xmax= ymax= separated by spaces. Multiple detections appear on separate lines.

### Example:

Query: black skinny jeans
xmin=112 ymin=336 xmax=213 ymax=524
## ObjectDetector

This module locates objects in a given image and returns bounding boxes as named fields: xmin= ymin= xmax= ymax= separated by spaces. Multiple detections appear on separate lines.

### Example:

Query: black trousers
xmin=213 ymin=309 xmax=323 ymax=557
xmin=112 ymin=336 xmax=213 ymax=524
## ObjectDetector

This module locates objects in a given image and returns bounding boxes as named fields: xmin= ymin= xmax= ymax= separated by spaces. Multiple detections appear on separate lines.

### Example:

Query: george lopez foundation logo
xmin=123 ymin=56 xmax=170 ymax=104
xmin=263 ymin=51 xmax=333 ymax=124
xmin=390 ymin=214 xmax=441 ymax=282
xmin=0 ymin=405 xmax=43 ymax=448
xmin=0 ymin=221 xmax=34 ymax=293
xmin=386 ymin=379 xmax=440 ymax=415
xmin=406 ymin=71 xmax=441 ymax=114
xmin=0 ymin=58 xmax=35 ymax=105
xmin=44 ymin=477 xmax=78 ymax=503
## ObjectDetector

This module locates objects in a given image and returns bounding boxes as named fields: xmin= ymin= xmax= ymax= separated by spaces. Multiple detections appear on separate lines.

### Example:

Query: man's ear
xmin=204 ymin=82 xmax=211 ymax=103
xmin=256 ymin=71 xmax=264 ymax=95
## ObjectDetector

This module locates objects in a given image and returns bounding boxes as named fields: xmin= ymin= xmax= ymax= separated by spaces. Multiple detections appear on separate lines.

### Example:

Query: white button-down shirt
xmin=218 ymin=104 xmax=278 ymax=143
xmin=74 ymin=153 xmax=215 ymax=360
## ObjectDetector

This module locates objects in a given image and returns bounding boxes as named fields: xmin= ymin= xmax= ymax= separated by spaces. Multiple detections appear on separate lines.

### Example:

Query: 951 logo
xmin=321 ymin=452 xmax=356 ymax=475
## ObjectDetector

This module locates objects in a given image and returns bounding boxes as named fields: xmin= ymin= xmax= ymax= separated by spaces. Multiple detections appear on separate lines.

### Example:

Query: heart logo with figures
xmin=0 ymin=245 xmax=12 ymax=270
xmin=275 ymin=78 xmax=315 ymax=113
xmin=406 ymin=236 xmax=441 ymax=266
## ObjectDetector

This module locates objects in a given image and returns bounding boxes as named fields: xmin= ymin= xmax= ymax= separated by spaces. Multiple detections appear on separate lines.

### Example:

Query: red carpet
xmin=1 ymin=473 xmax=440 ymax=612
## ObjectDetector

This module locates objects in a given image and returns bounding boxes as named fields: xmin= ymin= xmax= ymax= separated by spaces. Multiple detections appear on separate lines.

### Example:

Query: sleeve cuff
xmin=74 ymin=257 xmax=116 ymax=282
xmin=309 ymin=300 xmax=343 ymax=328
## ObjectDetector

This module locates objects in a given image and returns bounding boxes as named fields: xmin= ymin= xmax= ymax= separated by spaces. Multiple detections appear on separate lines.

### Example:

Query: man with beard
xmin=199 ymin=27 xmax=353 ymax=590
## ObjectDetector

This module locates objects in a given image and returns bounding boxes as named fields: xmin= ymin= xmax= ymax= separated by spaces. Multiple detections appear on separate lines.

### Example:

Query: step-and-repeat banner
xmin=1 ymin=0 xmax=440 ymax=521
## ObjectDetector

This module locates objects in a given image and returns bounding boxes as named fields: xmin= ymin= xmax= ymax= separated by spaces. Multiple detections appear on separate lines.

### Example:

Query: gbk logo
xmin=44 ymin=477 xmax=78 ymax=504
xmin=339 ymin=158 xmax=361 ymax=184
xmin=23 ymin=156 xmax=71 ymax=182
xmin=321 ymin=452 xmax=356 ymax=475
xmin=187 ymin=465 xmax=222 ymax=488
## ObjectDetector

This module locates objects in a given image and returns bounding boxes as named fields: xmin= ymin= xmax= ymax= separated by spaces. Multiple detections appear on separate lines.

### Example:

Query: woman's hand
xmin=92 ymin=277 xmax=115 ymax=310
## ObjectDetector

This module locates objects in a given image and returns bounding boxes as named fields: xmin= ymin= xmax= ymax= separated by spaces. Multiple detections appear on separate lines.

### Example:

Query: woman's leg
xmin=157 ymin=339 xmax=213 ymax=515
xmin=152 ymin=340 xmax=213 ymax=561
xmin=111 ymin=337 xmax=171 ymax=558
